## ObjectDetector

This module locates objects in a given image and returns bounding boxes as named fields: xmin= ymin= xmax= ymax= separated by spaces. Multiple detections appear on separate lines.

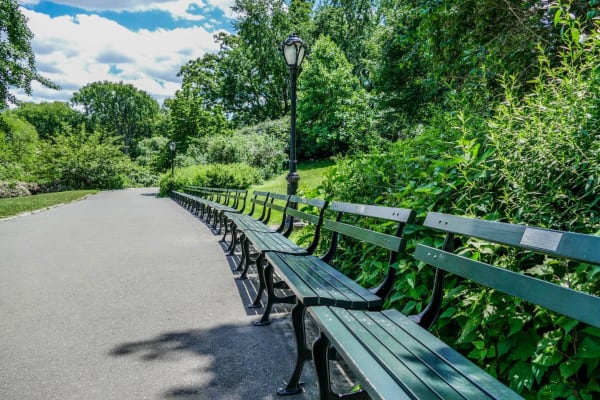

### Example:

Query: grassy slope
xmin=0 ymin=190 xmax=98 ymax=219
xmin=248 ymin=160 xmax=335 ymax=226
xmin=251 ymin=159 xmax=335 ymax=195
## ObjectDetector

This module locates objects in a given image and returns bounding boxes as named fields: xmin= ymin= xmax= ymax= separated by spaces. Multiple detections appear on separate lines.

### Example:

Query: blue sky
xmin=16 ymin=0 xmax=236 ymax=105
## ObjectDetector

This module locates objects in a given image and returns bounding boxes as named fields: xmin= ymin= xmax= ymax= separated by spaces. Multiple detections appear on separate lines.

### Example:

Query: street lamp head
xmin=169 ymin=141 xmax=176 ymax=151
xmin=282 ymin=33 xmax=306 ymax=69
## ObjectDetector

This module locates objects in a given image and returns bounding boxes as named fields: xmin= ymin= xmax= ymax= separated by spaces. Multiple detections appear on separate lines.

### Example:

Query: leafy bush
xmin=0 ymin=112 xmax=40 ymax=181
xmin=36 ymin=131 xmax=133 ymax=190
xmin=297 ymin=36 xmax=378 ymax=159
xmin=319 ymin=14 xmax=600 ymax=398
xmin=204 ymin=132 xmax=286 ymax=179
xmin=158 ymin=162 xmax=261 ymax=196
xmin=135 ymin=135 xmax=171 ymax=173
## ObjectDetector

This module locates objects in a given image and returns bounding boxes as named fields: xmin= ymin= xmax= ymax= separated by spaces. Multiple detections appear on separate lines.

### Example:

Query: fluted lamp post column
xmin=282 ymin=33 xmax=306 ymax=196
xmin=169 ymin=141 xmax=176 ymax=176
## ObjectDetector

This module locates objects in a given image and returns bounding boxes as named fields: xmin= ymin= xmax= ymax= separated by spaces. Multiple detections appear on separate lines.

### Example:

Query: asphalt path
xmin=0 ymin=188 xmax=319 ymax=400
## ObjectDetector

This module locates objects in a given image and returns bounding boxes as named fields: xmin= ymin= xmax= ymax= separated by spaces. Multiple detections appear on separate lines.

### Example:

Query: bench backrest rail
xmin=229 ymin=189 xmax=247 ymax=213
xmin=321 ymin=201 xmax=416 ymax=300
xmin=246 ymin=191 xmax=270 ymax=221
xmin=263 ymin=192 xmax=292 ymax=234
xmin=415 ymin=212 xmax=600 ymax=330
xmin=284 ymin=195 xmax=329 ymax=253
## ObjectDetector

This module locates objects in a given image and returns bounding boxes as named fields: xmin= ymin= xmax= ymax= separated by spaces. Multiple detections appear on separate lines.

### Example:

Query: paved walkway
xmin=0 ymin=188 xmax=318 ymax=400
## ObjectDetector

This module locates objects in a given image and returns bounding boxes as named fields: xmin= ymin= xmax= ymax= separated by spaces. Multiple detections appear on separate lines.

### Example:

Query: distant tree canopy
xmin=0 ymin=0 xmax=58 ymax=109
xmin=174 ymin=0 xmax=600 ymax=158
xmin=71 ymin=81 xmax=160 ymax=155
xmin=14 ymin=101 xmax=83 ymax=140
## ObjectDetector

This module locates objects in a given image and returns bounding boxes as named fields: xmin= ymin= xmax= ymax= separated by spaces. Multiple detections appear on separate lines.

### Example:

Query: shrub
xmin=36 ymin=131 xmax=133 ymax=190
xmin=204 ymin=132 xmax=285 ymax=179
xmin=318 ymin=13 xmax=600 ymax=398
xmin=158 ymin=163 xmax=261 ymax=196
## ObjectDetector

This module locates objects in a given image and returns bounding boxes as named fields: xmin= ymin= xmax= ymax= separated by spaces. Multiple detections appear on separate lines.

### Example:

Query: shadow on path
xmin=109 ymin=322 xmax=299 ymax=400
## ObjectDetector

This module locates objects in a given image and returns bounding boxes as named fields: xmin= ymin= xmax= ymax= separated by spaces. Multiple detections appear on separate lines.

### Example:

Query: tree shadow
xmin=139 ymin=191 xmax=159 ymax=197
xmin=109 ymin=320 xmax=313 ymax=399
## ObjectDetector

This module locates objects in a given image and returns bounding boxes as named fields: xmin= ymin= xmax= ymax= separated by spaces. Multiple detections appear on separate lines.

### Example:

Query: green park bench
xmin=308 ymin=212 xmax=600 ymax=399
xmin=228 ymin=192 xmax=296 ymax=279
xmin=174 ymin=187 xmax=246 ymax=232
xmin=208 ymin=188 xmax=247 ymax=232
xmin=221 ymin=190 xmax=272 ymax=254
xmin=263 ymin=201 xmax=416 ymax=396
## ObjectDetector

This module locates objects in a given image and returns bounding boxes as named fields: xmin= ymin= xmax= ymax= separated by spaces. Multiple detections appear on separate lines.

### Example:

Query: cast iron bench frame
xmin=222 ymin=190 xmax=272 ymax=254
xmin=309 ymin=212 xmax=600 ymax=399
xmin=265 ymin=201 xmax=416 ymax=396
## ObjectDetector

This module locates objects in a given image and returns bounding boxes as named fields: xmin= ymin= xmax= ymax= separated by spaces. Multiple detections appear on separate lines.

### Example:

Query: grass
xmin=248 ymin=159 xmax=335 ymax=225
xmin=252 ymin=159 xmax=335 ymax=195
xmin=0 ymin=190 xmax=98 ymax=219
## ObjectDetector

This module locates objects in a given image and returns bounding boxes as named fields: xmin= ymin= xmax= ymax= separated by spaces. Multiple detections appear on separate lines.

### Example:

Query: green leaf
xmin=559 ymin=359 xmax=583 ymax=379
xmin=508 ymin=361 xmax=534 ymax=391
xmin=579 ymin=336 xmax=600 ymax=358
xmin=439 ymin=306 xmax=457 ymax=319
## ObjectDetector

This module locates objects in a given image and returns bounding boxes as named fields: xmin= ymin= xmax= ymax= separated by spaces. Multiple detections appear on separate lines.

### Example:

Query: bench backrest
xmin=321 ymin=201 xmax=416 ymax=300
xmin=227 ymin=189 xmax=247 ymax=213
xmin=414 ymin=212 xmax=600 ymax=329
xmin=263 ymin=192 xmax=292 ymax=234
xmin=246 ymin=191 xmax=271 ymax=221
xmin=284 ymin=195 xmax=329 ymax=253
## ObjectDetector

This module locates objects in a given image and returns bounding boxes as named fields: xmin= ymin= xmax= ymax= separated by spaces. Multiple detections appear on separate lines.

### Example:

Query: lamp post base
xmin=286 ymin=172 xmax=300 ymax=196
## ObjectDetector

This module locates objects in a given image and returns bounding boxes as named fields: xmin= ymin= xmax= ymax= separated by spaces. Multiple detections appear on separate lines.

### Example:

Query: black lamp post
xmin=169 ymin=141 xmax=176 ymax=176
xmin=282 ymin=33 xmax=306 ymax=196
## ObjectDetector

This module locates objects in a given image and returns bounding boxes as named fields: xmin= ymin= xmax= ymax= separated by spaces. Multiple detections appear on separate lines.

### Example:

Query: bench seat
xmin=310 ymin=306 xmax=521 ymax=400
xmin=308 ymin=212 xmax=600 ymax=400
xmin=264 ymin=201 xmax=415 ymax=396
xmin=266 ymin=252 xmax=382 ymax=309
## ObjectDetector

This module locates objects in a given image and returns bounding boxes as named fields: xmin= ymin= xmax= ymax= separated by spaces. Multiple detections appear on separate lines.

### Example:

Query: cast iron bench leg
xmin=277 ymin=302 xmax=311 ymax=396
xmin=227 ymin=225 xmax=239 ymax=254
xmin=220 ymin=219 xmax=230 ymax=242
xmin=248 ymin=253 xmax=266 ymax=309
xmin=237 ymin=235 xmax=251 ymax=278
xmin=312 ymin=331 xmax=369 ymax=400
xmin=253 ymin=259 xmax=296 ymax=326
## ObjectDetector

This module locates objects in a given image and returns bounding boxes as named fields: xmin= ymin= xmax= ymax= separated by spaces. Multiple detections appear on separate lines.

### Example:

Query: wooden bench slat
xmin=323 ymin=219 xmax=405 ymax=251
xmin=245 ymin=229 xmax=307 ymax=254
xmin=330 ymin=201 xmax=415 ymax=223
xmin=424 ymin=212 xmax=600 ymax=263
xmin=415 ymin=244 xmax=600 ymax=328
xmin=268 ymin=252 xmax=382 ymax=308
xmin=310 ymin=307 xmax=420 ymax=400
xmin=311 ymin=306 xmax=523 ymax=400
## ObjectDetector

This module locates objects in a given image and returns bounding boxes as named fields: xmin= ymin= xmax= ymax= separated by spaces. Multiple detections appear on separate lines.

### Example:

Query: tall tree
xmin=71 ymin=81 xmax=160 ymax=155
xmin=297 ymin=36 xmax=371 ymax=158
xmin=311 ymin=0 xmax=381 ymax=87
xmin=14 ymin=101 xmax=83 ymax=140
xmin=163 ymin=83 xmax=230 ymax=152
xmin=0 ymin=0 xmax=58 ymax=108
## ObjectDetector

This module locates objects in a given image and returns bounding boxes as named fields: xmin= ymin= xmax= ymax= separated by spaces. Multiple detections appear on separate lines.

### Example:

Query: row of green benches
xmin=170 ymin=186 xmax=600 ymax=400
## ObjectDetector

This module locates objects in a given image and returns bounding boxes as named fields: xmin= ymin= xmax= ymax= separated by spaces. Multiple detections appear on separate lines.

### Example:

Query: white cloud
xmin=18 ymin=8 xmax=224 ymax=105
xmin=23 ymin=1 xmax=236 ymax=20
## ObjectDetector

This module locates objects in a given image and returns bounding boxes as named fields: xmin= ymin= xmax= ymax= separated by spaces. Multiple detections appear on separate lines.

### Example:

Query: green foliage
xmin=71 ymin=81 xmax=161 ymax=155
xmin=204 ymin=130 xmax=286 ymax=179
xmin=297 ymin=36 xmax=377 ymax=159
xmin=0 ymin=0 xmax=59 ymax=108
xmin=158 ymin=163 xmax=262 ymax=196
xmin=13 ymin=101 xmax=83 ymax=140
xmin=318 ymin=10 xmax=600 ymax=398
xmin=0 ymin=111 xmax=39 ymax=180
xmin=487 ymin=8 xmax=600 ymax=231
xmin=163 ymin=82 xmax=230 ymax=153
xmin=135 ymin=135 xmax=171 ymax=173
xmin=36 ymin=130 xmax=134 ymax=190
